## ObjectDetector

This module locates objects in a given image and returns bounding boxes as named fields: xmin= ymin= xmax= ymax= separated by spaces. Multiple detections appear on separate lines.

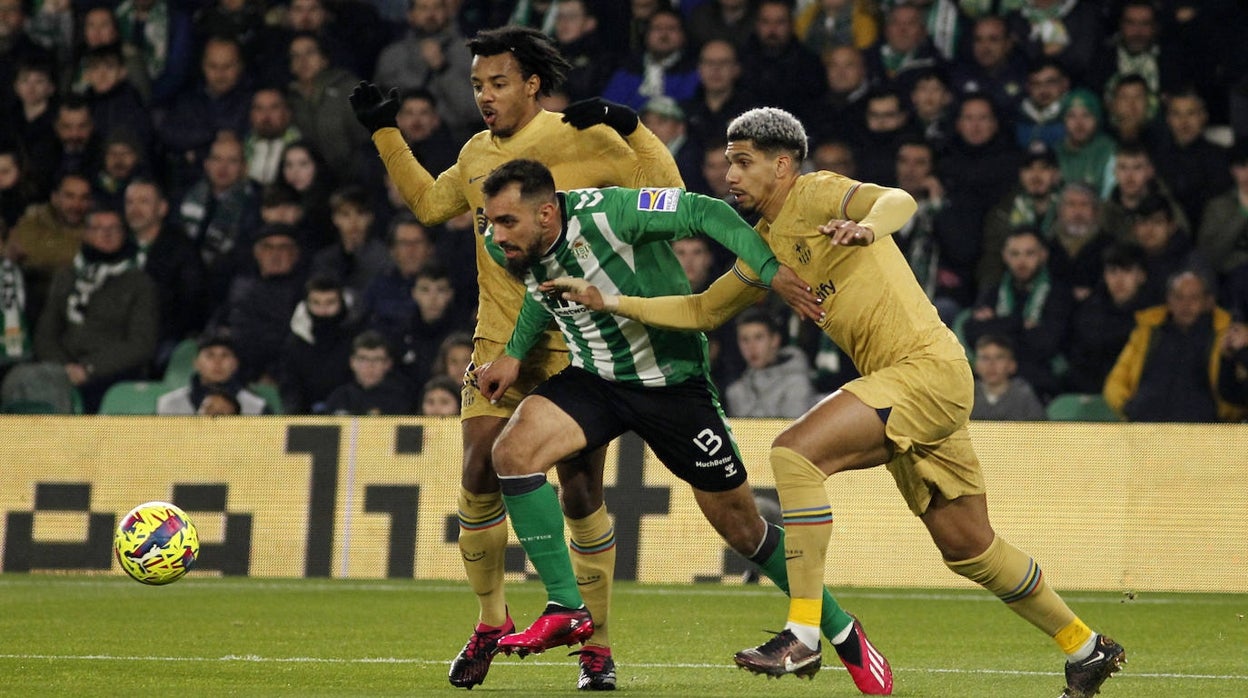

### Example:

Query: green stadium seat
xmin=248 ymin=382 xmax=284 ymax=415
xmin=163 ymin=338 xmax=199 ymax=387
xmin=1045 ymin=393 xmax=1120 ymax=422
xmin=99 ymin=381 xmax=167 ymax=415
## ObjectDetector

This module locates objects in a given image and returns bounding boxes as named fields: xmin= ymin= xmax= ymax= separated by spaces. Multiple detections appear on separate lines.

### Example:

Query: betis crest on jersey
xmin=636 ymin=188 xmax=681 ymax=212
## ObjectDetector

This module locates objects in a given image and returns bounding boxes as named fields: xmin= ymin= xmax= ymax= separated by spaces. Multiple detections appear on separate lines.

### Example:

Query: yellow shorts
xmin=460 ymin=337 xmax=570 ymax=420
xmin=841 ymin=356 xmax=985 ymax=516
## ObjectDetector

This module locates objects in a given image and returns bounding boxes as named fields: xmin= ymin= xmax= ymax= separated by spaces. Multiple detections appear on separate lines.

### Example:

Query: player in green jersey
xmin=473 ymin=158 xmax=895 ymax=695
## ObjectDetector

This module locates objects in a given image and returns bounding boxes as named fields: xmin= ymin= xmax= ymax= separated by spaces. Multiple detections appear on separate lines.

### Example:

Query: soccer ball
xmin=114 ymin=502 xmax=199 ymax=585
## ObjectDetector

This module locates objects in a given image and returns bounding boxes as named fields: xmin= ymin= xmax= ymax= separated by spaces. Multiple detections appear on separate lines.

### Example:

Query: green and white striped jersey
xmin=487 ymin=186 xmax=778 ymax=387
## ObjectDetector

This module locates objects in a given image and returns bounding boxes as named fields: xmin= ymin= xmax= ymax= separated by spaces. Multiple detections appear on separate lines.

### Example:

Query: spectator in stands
xmin=908 ymin=67 xmax=955 ymax=153
xmin=681 ymin=39 xmax=756 ymax=154
xmin=964 ymin=227 xmax=1074 ymax=401
xmin=1150 ymin=88 xmax=1231 ymax=231
xmin=34 ymin=97 xmax=101 ymax=199
xmin=738 ymin=0 xmax=826 ymax=118
xmin=419 ymin=374 xmax=461 ymax=416
xmin=114 ymin=0 xmax=196 ymax=107
xmin=279 ymin=274 xmax=358 ymax=414
xmin=277 ymin=139 xmax=336 ymax=250
xmin=311 ymin=185 xmax=389 ymax=315
xmin=804 ymin=44 xmax=869 ymax=145
xmin=197 ymin=385 xmax=241 ymax=415
xmin=1088 ymin=0 xmax=1184 ymax=112
xmin=1064 ymin=242 xmax=1150 ymax=395
xmin=892 ymin=138 xmax=956 ymax=320
xmin=176 ymin=130 xmax=261 ymax=306
xmin=602 ymin=7 xmax=699 ymax=111
xmin=724 ymin=307 xmax=816 ymax=418
xmin=430 ymin=330 xmax=472 ymax=383
xmin=1129 ymin=193 xmax=1197 ymax=307
xmin=552 ymin=0 xmax=616 ymax=103
xmin=1218 ymin=321 xmax=1248 ymax=409
xmin=1104 ymin=267 xmax=1246 ymax=422
xmin=0 ymin=253 xmax=32 ymax=383
xmin=125 ymin=178 xmax=205 ymax=368
xmin=253 ymin=0 xmax=364 ymax=88
xmin=795 ymin=0 xmax=878 ymax=55
xmin=861 ymin=2 xmax=941 ymax=95
xmin=1046 ymin=182 xmax=1114 ymax=303
xmin=157 ymin=331 xmax=269 ymax=415
xmin=1004 ymin=0 xmax=1102 ymax=86
xmin=1197 ymin=143 xmax=1248 ymax=321
xmin=286 ymin=32 xmax=368 ymax=183
xmin=810 ymin=139 xmax=856 ymax=177
xmin=395 ymin=264 xmax=469 ymax=397
xmin=1056 ymin=88 xmax=1115 ymax=199
xmin=193 ymin=0 xmax=267 ymax=69
xmin=394 ymin=88 xmax=458 ymax=177
xmin=363 ymin=213 xmax=436 ymax=347
xmin=33 ymin=207 xmax=156 ymax=413
xmin=0 ymin=0 xmax=54 ymax=117
xmin=92 ymin=132 xmax=151 ymax=216
xmin=158 ymin=36 xmax=253 ymax=194
xmin=5 ymin=171 xmax=91 ymax=324
xmin=244 ymin=88 xmax=301 ymax=186
xmin=686 ymin=0 xmax=754 ymax=50
xmin=1014 ymin=59 xmax=1070 ymax=149
xmin=640 ymin=96 xmax=705 ymax=194
xmin=937 ymin=94 xmax=1022 ymax=304
xmin=81 ymin=42 xmax=154 ymax=161
xmin=321 ymin=329 xmax=414 ymax=415
xmin=373 ymin=0 xmax=478 ymax=142
xmin=1101 ymin=143 xmax=1188 ymax=241
xmin=949 ymin=14 xmax=1027 ymax=117
xmin=0 ymin=145 xmax=35 ymax=229
xmin=979 ymin=141 xmax=1063 ymax=291
xmin=10 ymin=57 xmax=58 ymax=200
xmin=854 ymin=86 xmax=919 ymax=187
xmin=211 ymin=223 xmax=306 ymax=383
xmin=970 ymin=334 xmax=1046 ymax=421
xmin=69 ymin=7 xmax=149 ymax=103
xmin=1105 ymin=74 xmax=1161 ymax=148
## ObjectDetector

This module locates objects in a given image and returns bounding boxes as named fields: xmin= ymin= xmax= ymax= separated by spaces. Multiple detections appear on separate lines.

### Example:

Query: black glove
xmin=561 ymin=97 xmax=638 ymax=137
xmin=349 ymin=81 xmax=400 ymax=134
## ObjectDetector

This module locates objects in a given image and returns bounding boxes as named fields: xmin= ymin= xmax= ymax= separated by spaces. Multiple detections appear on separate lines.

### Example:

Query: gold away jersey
xmin=752 ymin=172 xmax=965 ymax=374
xmin=373 ymin=110 xmax=683 ymax=349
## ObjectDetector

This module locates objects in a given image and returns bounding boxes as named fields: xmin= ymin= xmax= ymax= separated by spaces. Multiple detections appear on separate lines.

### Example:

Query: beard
xmin=503 ymin=239 xmax=544 ymax=282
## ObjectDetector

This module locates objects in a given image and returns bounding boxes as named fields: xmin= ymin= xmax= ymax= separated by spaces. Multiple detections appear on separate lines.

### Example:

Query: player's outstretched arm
xmin=349 ymin=81 xmax=400 ymax=134
xmin=821 ymin=183 xmax=916 ymax=244
xmin=561 ymin=97 xmax=639 ymax=136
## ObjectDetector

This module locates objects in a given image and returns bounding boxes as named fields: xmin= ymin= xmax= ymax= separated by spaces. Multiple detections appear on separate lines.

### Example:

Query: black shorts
xmin=532 ymin=366 xmax=748 ymax=492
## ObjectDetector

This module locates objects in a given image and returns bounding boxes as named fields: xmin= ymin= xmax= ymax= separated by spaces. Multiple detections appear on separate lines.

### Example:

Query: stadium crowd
xmin=0 ymin=0 xmax=1246 ymax=421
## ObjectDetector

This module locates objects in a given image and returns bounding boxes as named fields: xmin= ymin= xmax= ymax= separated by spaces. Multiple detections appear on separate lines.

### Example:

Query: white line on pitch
xmin=0 ymin=654 xmax=1244 ymax=682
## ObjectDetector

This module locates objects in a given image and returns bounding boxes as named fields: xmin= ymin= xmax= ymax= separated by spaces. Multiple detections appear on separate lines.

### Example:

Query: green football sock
xmin=758 ymin=526 xmax=855 ymax=642
xmin=501 ymin=480 xmax=583 ymax=610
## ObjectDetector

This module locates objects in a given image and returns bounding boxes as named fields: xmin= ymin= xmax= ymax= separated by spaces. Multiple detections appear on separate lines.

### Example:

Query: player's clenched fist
xmin=561 ymin=98 xmax=639 ymax=137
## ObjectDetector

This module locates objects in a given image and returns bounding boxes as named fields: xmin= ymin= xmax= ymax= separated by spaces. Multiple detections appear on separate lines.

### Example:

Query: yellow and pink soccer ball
xmin=114 ymin=502 xmax=199 ymax=585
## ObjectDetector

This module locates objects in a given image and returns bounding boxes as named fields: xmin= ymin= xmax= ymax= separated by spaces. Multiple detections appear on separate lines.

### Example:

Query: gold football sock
xmin=946 ymin=535 xmax=1089 ymax=651
xmin=771 ymin=446 xmax=834 ymax=629
xmin=457 ymin=488 xmax=509 ymax=627
xmin=567 ymin=505 xmax=617 ymax=648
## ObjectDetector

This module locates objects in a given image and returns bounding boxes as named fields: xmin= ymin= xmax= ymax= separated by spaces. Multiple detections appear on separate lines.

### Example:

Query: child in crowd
xmin=420 ymin=375 xmax=462 ymax=416
xmin=321 ymin=330 xmax=413 ymax=415
xmin=970 ymin=334 xmax=1047 ymax=421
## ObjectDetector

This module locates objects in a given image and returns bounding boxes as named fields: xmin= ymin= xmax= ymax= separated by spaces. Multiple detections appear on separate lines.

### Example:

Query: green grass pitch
xmin=1 ymin=575 xmax=1245 ymax=697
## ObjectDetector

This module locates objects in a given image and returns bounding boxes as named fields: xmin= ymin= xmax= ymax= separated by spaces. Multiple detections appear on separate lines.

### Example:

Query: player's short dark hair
xmin=415 ymin=263 xmax=451 ymax=284
xmin=467 ymin=26 xmax=571 ymax=96
xmin=727 ymin=107 xmax=808 ymax=162
xmin=1112 ymin=73 xmax=1150 ymax=95
xmin=421 ymin=375 xmax=462 ymax=404
xmin=1114 ymin=141 xmax=1151 ymax=161
xmin=482 ymin=158 xmax=556 ymax=203
xmin=1004 ymin=226 xmax=1043 ymax=244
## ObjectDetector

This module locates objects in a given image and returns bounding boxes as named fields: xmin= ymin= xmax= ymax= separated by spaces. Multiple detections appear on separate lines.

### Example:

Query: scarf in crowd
xmin=65 ymin=240 xmax=137 ymax=325
xmin=1009 ymin=191 xmax=1058 ymax=232
xmin=1020 ymin=0 xmax=1076 ymax=49
xmin=116 ymin=0 xmax=170 ymax=80
xmin=640 ymin=50 xmax=681 ymax=101
xmin=1 ymin=258 xmax=29 ymax=361
xmin=996 ymin=266 xmax=1051 ymax=327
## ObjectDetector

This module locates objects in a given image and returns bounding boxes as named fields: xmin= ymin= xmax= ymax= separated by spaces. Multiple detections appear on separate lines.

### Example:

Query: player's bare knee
xmin=489 ymin=433 xmax=529 ymax=476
